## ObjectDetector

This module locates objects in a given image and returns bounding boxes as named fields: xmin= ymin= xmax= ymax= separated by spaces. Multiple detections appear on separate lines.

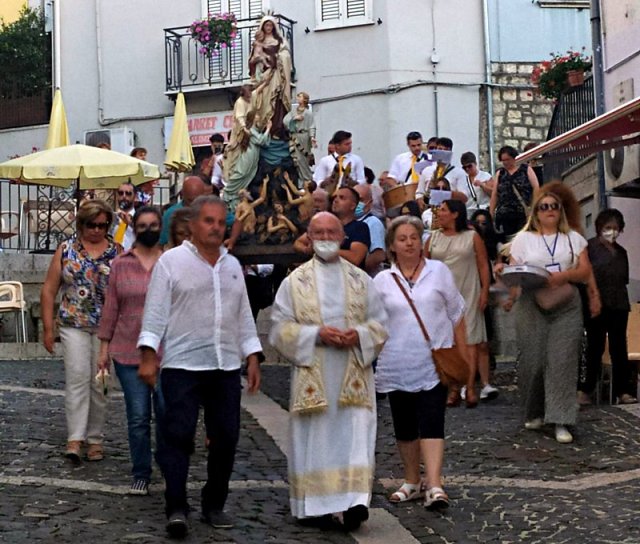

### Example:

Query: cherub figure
xmin=235 ymin=176 xmax=269 ymax=235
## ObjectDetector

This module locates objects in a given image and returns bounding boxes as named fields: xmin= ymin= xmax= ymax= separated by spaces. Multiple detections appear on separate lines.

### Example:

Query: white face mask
xmin=601 ymin=228 xmax=619 ymax=243
xmin=313 ymin=240 xmax=340 ymax=261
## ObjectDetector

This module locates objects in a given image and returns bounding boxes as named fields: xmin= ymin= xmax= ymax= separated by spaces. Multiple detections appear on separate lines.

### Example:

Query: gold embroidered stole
xmin=289 ymin=259 xmax=372 ymax=414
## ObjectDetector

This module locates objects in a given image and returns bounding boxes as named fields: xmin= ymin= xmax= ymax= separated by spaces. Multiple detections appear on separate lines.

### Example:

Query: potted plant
xmin=189 ymin=13 xmax=238 ymax=58
xmin=531 ymin=49 xmax=592 ymax=101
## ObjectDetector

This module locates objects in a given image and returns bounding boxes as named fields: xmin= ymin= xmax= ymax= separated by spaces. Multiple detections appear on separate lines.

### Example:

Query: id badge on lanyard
xmin=543 ymin=232 xmax=561 ymax=272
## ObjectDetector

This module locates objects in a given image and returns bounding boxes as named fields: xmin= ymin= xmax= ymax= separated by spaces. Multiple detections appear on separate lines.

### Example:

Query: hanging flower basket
xmin=190 ymin=13 xmax=238 ymax=58
xmin=531 ymin=49 xmax=592 ymax=100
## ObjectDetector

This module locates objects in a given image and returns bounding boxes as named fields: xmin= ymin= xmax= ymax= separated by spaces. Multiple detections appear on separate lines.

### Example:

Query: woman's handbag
xmin=534 ymin=283 xmax=576 ymax=311
xmin=391 ymin=274 xmax=469 ymax=386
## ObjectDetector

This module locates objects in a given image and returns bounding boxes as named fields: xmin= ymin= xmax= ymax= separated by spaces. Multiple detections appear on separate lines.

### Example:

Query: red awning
xmin=516 ymin=95 xmax=640 ymax=164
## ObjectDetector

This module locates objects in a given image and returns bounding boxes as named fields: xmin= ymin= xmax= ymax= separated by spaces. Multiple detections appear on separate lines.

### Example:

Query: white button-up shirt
xmin=137 ymin=241 xmax=261 ymax=371
xmin=416 ymin=164 xmax=468 ymax=199
xmin=387 ymin=151 xmax=431 ymax=183
xmin=373 ymin=259 xmax=465 ymax=393
xmin=313 ymin=152 xmax=365 ymax=184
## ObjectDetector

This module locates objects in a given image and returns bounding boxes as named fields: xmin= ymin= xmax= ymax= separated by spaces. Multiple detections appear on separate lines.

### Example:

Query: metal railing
xmin=164 ymin=14 xmax=296 ymax=93
xmin=0 ymin=180 xmax=174 ymax=253
xmin=543 ymin=76 xmax=596 ymax=180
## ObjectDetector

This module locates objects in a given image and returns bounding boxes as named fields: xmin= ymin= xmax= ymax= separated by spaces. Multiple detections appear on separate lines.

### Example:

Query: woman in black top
xmin=579 ymin=209 xmax=637 ymax=405
xmin=489 ymin=146 xmax=539 ymax=241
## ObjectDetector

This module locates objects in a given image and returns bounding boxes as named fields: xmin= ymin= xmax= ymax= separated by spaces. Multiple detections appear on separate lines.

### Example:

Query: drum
xmin=383 ymin=183 xmax=418 ymax=210
xmin=500 ymin=264 xmax=550 ymax=289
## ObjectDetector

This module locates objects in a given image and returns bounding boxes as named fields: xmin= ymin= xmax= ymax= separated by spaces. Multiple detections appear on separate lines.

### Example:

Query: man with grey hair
xmin=138 ymin=195 xmax=262 ymax=537
xmin=270 ymin=211 xmax=387 ymax=531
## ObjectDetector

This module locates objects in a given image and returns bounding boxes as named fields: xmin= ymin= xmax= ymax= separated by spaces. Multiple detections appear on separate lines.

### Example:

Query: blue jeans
xmin=114 ymin=361 xmax=165 ymax=481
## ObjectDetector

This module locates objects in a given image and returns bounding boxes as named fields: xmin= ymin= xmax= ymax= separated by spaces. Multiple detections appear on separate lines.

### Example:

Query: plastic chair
xmin=0 ymin=281 xmax=28 ymax=343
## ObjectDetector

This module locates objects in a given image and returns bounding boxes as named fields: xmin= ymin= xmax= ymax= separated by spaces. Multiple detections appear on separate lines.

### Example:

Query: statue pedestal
xmin=231 ymin=243 xmax=310 ymax=266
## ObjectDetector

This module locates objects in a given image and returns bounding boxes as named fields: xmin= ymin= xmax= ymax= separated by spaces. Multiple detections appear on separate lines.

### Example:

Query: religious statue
xmin=265 ymin=202 xmax=298 ymax=244
xmin=248 ymin=15 xmax=292 ymax=136
xmin=235 ymin=176 xmax=269 ymax=235
xmin=282 ymin=172 xmax=315 ymax=223
xmin=284 ymin=91 xmax=316 ymax=182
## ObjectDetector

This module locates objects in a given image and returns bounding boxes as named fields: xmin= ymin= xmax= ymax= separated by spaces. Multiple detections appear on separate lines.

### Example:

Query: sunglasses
xmin=118 ymin=190 xmax=134 ymax=196
xmin=86 ymin=221 xmax=110 ymax=230
xmin=537 ymin=202 xmax=561 ymax=211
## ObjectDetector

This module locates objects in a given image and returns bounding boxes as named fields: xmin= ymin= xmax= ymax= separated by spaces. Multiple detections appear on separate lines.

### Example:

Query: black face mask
xmin=136 ymin=230 xmax=160 ymax=247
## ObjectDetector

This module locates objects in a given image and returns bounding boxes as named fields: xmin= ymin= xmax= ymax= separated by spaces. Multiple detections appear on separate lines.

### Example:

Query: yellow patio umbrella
xmin=0 ymin=144 xmax=160 ymax=189
xmin=45 ymin=88 xmax=70 ymax=149
xmin=164 ymin=92 xmax=195 ymax=172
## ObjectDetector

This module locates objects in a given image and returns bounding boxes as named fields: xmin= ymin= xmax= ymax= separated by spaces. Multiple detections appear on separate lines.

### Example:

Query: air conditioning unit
xmin=83 ymin=127 xmax=135 ymax=155
xmin=605 ymin=143 xmax=640 ymax=190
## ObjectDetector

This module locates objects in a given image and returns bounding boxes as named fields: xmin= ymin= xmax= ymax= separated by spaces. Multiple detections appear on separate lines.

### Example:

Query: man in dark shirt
xmin=332 ymin=187 xmax=370 ymax=269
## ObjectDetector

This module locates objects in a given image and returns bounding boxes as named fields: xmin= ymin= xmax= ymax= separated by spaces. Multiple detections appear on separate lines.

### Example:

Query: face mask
xmin=354 ymin=202 xmax=366 ymax=219
xmin=136 ymin=230 xmax=160 ymax=247
xmin=313 ymin=240 xmax=340 ymax=261
xmin=601 ymin=228 xmax=619 ymax=243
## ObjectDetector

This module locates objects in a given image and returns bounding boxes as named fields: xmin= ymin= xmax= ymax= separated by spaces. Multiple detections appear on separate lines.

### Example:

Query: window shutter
xmin=228 ymin=0 xmax=242 ymax=15
xmin=346 ymin=0 xmax=366 ymax=18
xmin=207 ymin=0 xmax=223 ymax=14
xmin=321 ymin=0 xmax=341 ymax=22
xmin=249 ymin=0 xmax=263 ymax=18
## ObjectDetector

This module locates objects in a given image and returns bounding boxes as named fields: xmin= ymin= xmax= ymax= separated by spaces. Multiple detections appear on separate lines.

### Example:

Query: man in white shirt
xmin=416 ymin=137 xmax=468 ymax=203
xmin=137 ymin=195 xmax=261 ymax=538
xmin=460 ymin=151 xmax=493 ymax=212
xmin=386 ymin=131 xmax=431 ymax=187
xmin=313 ymin=130 xmax=365 ymax=185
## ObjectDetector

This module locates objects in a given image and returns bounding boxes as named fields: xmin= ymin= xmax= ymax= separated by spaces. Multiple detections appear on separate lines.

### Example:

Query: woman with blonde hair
xmin=374 ymin=215 xmax=467 ymax=509
xmin=503 ymin=187 xmax=590 ymax=443
xmin=41 ymin=199 xmax=119 ymax=461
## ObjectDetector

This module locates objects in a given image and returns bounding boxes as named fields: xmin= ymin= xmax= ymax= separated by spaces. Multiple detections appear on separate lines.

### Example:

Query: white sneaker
xmin=555 ymin=425 xmax=573 ymax=443
xmin=460 ymin=386 xmax=467 ymax=400
xmin=480 ymin=384 xmax=499 ymax=401
xmin=524 ymin=418 xmax=544 ymax=430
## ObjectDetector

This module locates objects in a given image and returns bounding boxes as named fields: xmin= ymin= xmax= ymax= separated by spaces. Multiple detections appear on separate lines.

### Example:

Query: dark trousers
xmin=157 ymin=368 xmax=241 ymax=516
xmin=582 ymin=309 xmax=635 ymax=398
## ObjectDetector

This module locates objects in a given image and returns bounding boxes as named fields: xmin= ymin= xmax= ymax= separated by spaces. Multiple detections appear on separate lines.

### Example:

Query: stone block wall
xmin=479 ymin=62 xmax=555 ymax=170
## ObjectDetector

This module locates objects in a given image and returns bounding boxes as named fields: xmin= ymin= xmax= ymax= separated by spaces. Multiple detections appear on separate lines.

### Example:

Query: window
xmin=315 ymin=0 xmax=373 ymax=30
xmin=205 ymin=0 xmax=264 ymax=18
xmin=536 ymin=1 xmax=589 ymax=8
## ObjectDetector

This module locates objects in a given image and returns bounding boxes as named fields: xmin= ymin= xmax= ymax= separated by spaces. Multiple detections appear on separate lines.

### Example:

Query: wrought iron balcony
xmin=164 ymin=15 xmax=296 ymax=93
xmin=544 ymin=76 xmax=595 ymax=180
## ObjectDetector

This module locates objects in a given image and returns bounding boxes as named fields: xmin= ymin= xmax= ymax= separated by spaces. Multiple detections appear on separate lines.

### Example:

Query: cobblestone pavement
xmin=2 ymin=360 xmax=640 ymax=543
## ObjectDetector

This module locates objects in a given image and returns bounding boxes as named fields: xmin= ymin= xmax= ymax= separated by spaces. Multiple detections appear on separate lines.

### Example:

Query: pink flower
xmin=221 ymin=42 xmax=227 ymax=48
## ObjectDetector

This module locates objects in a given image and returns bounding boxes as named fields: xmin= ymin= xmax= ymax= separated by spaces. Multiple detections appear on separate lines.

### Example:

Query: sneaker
xmin=577 ymin=391 xmax=592 ymax=406
xmin=424 ymin=487 xmax=449 ymax=510
xmin=166 ymin=511 xmax=188 ymax=538
xmin=460 ymin=386 xmax=467 ymax=400
xmin=555 ymin=425 xmax=573 ymax=444
xmin=524 ymin=418 xmax=544 ymax=430
xmin=618 ymin=394 xmax=638 ymax=405
xmin=201 ymin=510 xmax=234 ymax=529
xmin=480 ymin=384 xmax=499 ymax=401
xmin=128 ymin=479 xmax=149 ymax=496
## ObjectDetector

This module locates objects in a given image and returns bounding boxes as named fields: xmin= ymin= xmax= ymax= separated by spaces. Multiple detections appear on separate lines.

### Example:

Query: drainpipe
xmin=591 ymin=0 xmax=606 ymax=209
xmin=482 ymin=0 xmax=495 ymax=173
xmin=430 ymin=0 xmax=439 ymax=135
xmin=52 ymin=0 xmax=61 ymax=89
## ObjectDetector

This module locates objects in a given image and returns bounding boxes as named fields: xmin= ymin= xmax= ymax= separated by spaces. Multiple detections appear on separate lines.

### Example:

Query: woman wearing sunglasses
xmin=504 ymin=189 xmax=590 ymax=443
xmin=41 ymin=199 xmax=119 ymax=461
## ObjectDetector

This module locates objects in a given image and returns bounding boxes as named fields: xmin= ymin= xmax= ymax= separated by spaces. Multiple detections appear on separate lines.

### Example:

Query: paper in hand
xmin=414 ymin=160 xmax=431 ymax=174
xmin=429 ymin=190 xmax=452 ymax=206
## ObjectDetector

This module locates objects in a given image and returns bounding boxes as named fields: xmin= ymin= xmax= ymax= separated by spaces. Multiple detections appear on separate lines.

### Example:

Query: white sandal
xmin=389 ymin=482 xmax=423 ymax=503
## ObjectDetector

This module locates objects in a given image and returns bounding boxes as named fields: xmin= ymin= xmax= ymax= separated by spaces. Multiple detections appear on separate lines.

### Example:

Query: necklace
xmin=399 ymin=259 xmax=422 ymax=284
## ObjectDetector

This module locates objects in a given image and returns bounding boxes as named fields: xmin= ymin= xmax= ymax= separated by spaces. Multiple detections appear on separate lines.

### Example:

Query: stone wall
xmin=479 ymin=62 xmax=555 ymax=169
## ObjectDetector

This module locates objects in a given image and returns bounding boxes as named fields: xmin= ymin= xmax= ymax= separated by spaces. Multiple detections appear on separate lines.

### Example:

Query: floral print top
xmin=57 ymin=236 xmax=118 ymax=330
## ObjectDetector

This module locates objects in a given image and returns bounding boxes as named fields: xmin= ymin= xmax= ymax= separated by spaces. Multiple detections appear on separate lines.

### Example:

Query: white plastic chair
xmin=0 ymin=281 xmax=28 ymax=343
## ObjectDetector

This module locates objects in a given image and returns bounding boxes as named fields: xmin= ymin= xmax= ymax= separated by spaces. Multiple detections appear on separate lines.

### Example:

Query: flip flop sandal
xmin=389 ymin=482 xmax=423 ymax=503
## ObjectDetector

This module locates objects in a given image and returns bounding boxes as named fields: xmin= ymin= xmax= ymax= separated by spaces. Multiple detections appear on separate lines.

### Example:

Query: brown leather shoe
xmin=86 ymin=443 xmax=104 ymax=462
xmin=65 ymin=441 xmax=83 ymax=462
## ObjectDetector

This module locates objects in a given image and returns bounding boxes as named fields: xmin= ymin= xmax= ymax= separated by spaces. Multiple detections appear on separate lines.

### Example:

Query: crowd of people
xmin=37 ymin=125 xmax=638 ymax=539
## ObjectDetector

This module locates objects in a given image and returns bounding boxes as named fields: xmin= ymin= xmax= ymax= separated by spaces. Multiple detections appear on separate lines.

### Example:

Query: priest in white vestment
xmin=269 ymin=212 xmax=387 ymax=530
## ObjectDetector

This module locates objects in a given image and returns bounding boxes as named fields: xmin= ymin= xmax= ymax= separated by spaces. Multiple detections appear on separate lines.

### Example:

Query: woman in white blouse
xmin=505 ymin=189 xmax=590 ymax=444
xmin=373 ymin=216 xmax=467 ymax=510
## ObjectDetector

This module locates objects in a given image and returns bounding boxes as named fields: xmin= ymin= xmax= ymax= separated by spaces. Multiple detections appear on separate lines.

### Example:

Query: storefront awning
xmin=516 ymin=95 xmax=640 ymax=164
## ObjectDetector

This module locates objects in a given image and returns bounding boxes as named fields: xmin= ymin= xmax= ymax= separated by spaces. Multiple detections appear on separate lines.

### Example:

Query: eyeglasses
xmin=536 ymin=202 xmax=561 ymax=211
xmin=461 ymin=164 xmax=474 ymax=170
xmin=85 ymin=221 xmax=110 ymax=230
xmin=118 ymin=190 xmax=133 ymax=196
